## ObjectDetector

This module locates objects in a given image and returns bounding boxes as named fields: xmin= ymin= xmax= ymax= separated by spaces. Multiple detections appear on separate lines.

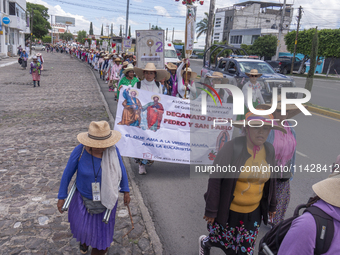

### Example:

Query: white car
xmin=164 ymin=41 xmax=180 ymax=65
xmin=33 ymin=45 xmax=45 ymax=51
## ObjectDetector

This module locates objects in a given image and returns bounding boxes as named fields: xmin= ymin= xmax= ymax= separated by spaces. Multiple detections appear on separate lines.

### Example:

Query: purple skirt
xmin=68 ymin=190 xmax=118 ymax=250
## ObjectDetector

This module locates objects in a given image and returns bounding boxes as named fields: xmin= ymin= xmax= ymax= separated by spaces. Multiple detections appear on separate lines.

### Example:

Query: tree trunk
xmin=205 ymin=0 xmax=215 ymax=56
xmin=326 ymin=57 xmax=335 ymax=77
xmin=305 ymin=27 xmax=318 ymax=93
xmin=298 ymin=56 xmax=308 ymax=74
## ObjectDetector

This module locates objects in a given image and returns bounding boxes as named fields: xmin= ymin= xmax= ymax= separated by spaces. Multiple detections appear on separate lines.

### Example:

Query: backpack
xmin=258 ymin=202 xmax=334 ymax=255
xmin=136 ymin=81 xmax=160 ymax=89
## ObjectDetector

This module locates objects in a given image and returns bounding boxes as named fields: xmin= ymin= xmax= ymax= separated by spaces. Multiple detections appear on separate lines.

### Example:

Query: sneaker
xmin=139 ymin=164 xmax=147 ymax=175
xmin=199 ymin=235 xmax=210 ymax=255
xmin=79 ymin=243 xmax=88 ymax=254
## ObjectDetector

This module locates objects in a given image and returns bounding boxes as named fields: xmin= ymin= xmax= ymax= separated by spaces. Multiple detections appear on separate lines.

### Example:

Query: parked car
xmin=32 ymin=44 xmax=45 ymax=51
xmin=266 ymin=56 xmax=306 ymax=74
xmin=201 ymin=45 xmax=297 ymax=102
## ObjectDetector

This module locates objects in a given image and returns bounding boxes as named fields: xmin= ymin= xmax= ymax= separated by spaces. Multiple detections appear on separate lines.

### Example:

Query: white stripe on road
xmin=296 ymin=151 xmax=309 ymax=158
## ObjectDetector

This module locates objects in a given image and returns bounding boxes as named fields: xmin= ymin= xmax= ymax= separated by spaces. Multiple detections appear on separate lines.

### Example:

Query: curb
xmin=86 ymin=58 xmax=163 ymax=254
xmin=0 ymin=55 xmax=34 ymax=68
xmin=306 ymin=105 xmax=340 ymax=120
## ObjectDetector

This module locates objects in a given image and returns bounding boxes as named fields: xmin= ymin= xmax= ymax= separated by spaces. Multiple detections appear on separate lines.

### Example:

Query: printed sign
xmin=136 ymin=30 xmax=164 ymax=69
xmin=114 ymin=87 xmax=234 ymax=164
xmin=185 ymin=5 xmax=197 ymax=58
xmin=123 ymin=38 xmax=132 ymax=49
xmin=2 ymin=16 xmax=10 ymax=25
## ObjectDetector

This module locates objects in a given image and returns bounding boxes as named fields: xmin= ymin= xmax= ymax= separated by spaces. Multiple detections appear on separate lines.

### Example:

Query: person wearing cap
xmin=166 ymin=63 xmax=178 ymax=96
xmin=177 ymin=58 xmax=197 ymax=99
xmin=118 ymin=64 xmax=139 ymax=100
xmin=30 ymin=56 xmax=42 ymax=87
xmin=20 ymin=49 xmax=28 ymax=69
xmin=36 ymin=53 xmax=44 ymax=71
xmin=257 ymin=96 xmax=300 ymax=226
xmin=57 ymin=121 xmax=130 ymax=255
xmin=237 ymin=69 xmax=265 ymax=120
xmin=278 ymin=155 xmax=340 ymax=255
xmin=199 ymin=111 xmax=285 ymax=255
xmin=109 ymin=58 xmax=122 ymax=98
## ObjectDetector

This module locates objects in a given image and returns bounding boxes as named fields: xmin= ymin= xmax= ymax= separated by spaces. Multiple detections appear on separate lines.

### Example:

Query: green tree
xmin=101 ymin=24 xmax=103 ymax=36
xmin=26 ymin=3 xmax=51 ymax=39
xmin=249 ymin=35 xmax=277 ymax=59
xmin=129 ymin=26 xmax=131 ymax=37
xmin=110 ymin=23 xmax=114 ymax=36
xmin=151 ymin=25 xmax=163 ymax=30
xmin=240 ymin=44 xmax=253 ymax=55
xmin=89 ymin=22 xmax=93 ymax=35
xmin=196 ymin=12 xmax=214 ymax=40
xmin=119 ymin=26 xmax=122 ymax=37
xmin=42 ymin=36 xmax=51 ymax=43
xmin=305 ymin=27 xmax=318 ymax=92
xmin=59 ymin=32 xmax=74 ymax=42
xmin=77 ymin=30 xmax=87 ymax=44
xmin=318 ymin=29 xmax=340 ymax=77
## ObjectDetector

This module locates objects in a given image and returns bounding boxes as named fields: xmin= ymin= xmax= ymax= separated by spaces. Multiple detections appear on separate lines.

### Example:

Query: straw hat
xmin=166 ymin=62 xmax=177 ymax=70
xmin=77 ymin=121 xmax=121 ymax=148
xmin=114 ymin=57 xmax=121 ymax=62
xmin=22 ymin=49 xmax=26 ymax=51
xmin=123 ymin=64 xmax=135 ymax=74
xmin=122 ymin=61 xmax=129 ymax=66
xmin=246 ymin=69 xmax=262 ymax=77
xmin=134 ymin=63 xmax=169 ymax=82
xmin=232 ymin=111 xmax=287 ymax=134
xmin=32 ymin=56 xmax=37 ymax=60
xmin=181 ymin=67 xmax=197 ymax=80
xmin=36 ymin=53 xmax=41 ymax=56
xmin=206 ymin=72 xmax=229 ymax=84
xmin=151 ymin=95 xmax=161 ymax=101
xmin=256 ymin=95 xmax=301 ymax=119
xmin=312 ymin=171 xmax=340 ymax=207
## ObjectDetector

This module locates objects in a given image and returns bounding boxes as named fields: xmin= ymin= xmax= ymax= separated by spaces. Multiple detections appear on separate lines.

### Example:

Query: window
xmin=251 ymin=35 xmax=260 ymax=44
xmin=216 ymin=21 xmax=221 ymax=25
xmin=215 ymin=33 xmax=219 ymax=36
xmin=9 ymin=2 xmax=15 ymax=15
xmin=215 ymin=25 xmax=221 ymax=28
xmin=3 ymin=0 xmax=6 ymax=13
xmin=266 ymin=19 xmax=270 ymax=23
xmin=214 ymin=37 xmax=219 ymax=40
xmin=216 ymin=18 xmax=221 ymax=21
xmin=230 ymin=35 xmax=242 ymax=44
xmin=226 ymin=17 xmax=229 ymax=23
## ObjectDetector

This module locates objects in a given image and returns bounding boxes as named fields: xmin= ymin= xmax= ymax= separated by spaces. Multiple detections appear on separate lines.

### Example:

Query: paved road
xmin=130 ymin=112 xmax=340 ymax=254
xmin=189 ymin=59 xmax=340 ymax=111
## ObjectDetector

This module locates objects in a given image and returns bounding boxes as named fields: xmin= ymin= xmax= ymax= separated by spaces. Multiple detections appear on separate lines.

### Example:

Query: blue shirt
xmin=58 ymin=144 xmax=130 ymax=200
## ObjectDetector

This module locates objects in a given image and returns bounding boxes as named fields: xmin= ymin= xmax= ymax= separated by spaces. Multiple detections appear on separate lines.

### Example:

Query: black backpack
xmin=136 ymin=81 xmax=160 ymax=89
xmin=258 ymin=202 xmax=334 ymax=255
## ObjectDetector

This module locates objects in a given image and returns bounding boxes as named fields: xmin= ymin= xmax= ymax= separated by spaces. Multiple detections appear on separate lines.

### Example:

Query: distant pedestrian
xmin=30 ymin=56 xmax=41 ymax=87
xmin=20 ymin=49 xmax=28 ymax=69
xmin=36 ymin=53 xmax=44 ymax=71
xmin=57 ymin=121 xmax=130 ymax=255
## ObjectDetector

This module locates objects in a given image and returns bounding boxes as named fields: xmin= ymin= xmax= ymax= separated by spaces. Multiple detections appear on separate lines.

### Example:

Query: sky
xmin=27 ymin=0 xmax=340 ymax=47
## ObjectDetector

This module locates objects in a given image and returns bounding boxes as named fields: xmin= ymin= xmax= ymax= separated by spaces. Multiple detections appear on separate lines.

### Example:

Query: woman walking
xmin=177 ymin=59 xmax=197 ymax=99
xmin=20 ymin=49 xmax=28 ymax=69
xmin=118 ymin=64 xmax=139 ymax=100
xmin=199 ymin=112 xmax=286 ymax=255
xmin=30 ymin=56 xmax=42 ymax=87
xmin=109 ymin=58 xmax=122 ymax=98
xmin=57 ymin=121 xmax=130 ymax=255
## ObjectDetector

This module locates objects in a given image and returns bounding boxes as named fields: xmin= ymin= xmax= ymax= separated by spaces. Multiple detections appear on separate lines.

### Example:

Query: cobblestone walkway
xmin=0 ymin=52 xmax=154 ymax=255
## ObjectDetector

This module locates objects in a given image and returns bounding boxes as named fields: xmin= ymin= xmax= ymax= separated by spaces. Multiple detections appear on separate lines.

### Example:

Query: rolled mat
xmin=68 ymin=189 xmax=118 ymax=250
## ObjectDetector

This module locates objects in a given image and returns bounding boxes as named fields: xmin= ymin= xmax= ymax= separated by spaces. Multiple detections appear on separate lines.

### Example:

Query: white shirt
xmin=176 ymin=61 xmax=197 ymax=100
xmin=139 ymin=79 xmax=162 ymax=94
xmin=242 ymin=81 xmax=265 ymax=109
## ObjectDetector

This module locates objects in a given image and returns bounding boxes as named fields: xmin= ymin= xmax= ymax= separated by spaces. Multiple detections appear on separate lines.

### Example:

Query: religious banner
xmin=114 ymin=87 xmax=234 ymax=165
xmin=185 ymin=5 xmax=197 ymax=58
xmin=91 ymin=40 xmax=96 ymax=50
xmin=123 ymin=38 xmax=132 ymax=49
xmin=135 ymin=30 xmax=164 ymax=69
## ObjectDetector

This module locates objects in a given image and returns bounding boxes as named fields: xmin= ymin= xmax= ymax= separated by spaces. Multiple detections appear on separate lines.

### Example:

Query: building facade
xmin=213 ymin=1 xmax=293 ymax=52
xmin=0 ymin=0 xmax=30 ymax=57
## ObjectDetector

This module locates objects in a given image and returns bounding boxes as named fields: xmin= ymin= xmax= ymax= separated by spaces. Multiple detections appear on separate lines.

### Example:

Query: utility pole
xmin=290 ymin=6 xmax=302 ymax=75
xmin=51 ymin=15 xmax=53 ymax=45
xmin=275 ymin=0 xmax=287 ymax=60
xmin=172 ymin=27 xmax=174 ymax=42
xmin=125 ymin=0 xmax=130 ymax=39
xmin=30 ymin=10 xmax=34 ymax=56
xmin=166 ymin=28 xmax=168 ymax=41
xmin=205 ymin=0 xmax=215 ymax=57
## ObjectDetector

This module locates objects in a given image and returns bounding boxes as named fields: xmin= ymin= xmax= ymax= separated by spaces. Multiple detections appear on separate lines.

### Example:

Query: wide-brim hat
xmin=166 ymin=62 xmax=177 ymax=70
xmin=114 ymin=57 xmax=121 ymax=62
xmin=77 ymin=121 xmax=121 ymax=148
xmin=232 ymin=111 xmax=287 ymax=134
xmin=151 ymin=95 xmax=161 ymax=101
xmin=256 ymin=95 xmax=301 ymax=119
xmin=312 ymin=172 xmax=340 ymax=207
xmin=206 ymin=72 xmax=229 ymax=84
xmin=134 ymin=63 xmax=169 ymax=82
xmin=32 ymin=56 xmax=37 ymax=60
xmin=181 ymin=67 xmax=197 ymax=80
xmin=122 ymin=61 xmax=129 ymax=66
xmin=246 ymin=69 xmax=262 ymax=77
xmin=22 ymin=49 xmax=26 ymax=51
xmin=123 ymin=64 xmax=135 ymax=74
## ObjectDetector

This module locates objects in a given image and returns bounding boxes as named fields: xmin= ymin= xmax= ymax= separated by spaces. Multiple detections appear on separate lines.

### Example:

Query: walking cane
xmin=122 ymin=204 xmax=135 ymax=238
xmin=61 ymin=181 xmax=77 ymax=211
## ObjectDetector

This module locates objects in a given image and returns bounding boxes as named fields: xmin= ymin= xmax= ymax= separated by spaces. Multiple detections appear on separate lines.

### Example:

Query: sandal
xmin=80 ymin=243 xmax=88 ymax=254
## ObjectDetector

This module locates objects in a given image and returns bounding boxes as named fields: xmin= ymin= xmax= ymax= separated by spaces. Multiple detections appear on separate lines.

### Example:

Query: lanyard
xmin=171 ymin=74 xmax=177 ymax=85
xmin=90 ymin=149 xmax=102 ymax=182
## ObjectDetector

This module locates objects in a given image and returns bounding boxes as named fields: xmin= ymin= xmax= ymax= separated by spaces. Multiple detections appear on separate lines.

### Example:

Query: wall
xmin=213 ymin=11 xmax=225 ymax=42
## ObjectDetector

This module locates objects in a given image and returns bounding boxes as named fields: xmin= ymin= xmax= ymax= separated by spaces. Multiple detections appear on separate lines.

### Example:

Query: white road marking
xmin=296 ymin=151 xmax=309 ymax=158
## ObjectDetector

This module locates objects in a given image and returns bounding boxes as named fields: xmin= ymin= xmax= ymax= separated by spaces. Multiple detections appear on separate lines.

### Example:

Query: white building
xmin=213 ymin=1 xmax=293 ymax=52
xmin=0 ymin=0 xmax=30 ymax=57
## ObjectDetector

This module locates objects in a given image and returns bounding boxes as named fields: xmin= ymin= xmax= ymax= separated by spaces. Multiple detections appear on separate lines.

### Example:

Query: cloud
xmin=154 ymin=6 xmax=171 ymax=18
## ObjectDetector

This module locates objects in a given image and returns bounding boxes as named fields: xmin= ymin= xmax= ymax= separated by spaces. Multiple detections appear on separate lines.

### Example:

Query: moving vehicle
xmin=164 ymin=41 xmax=180 ymax=65
xmin=32 ymin=44 xmax=45 ymax=51
xmin=266 ymin=56 xmax=306 ymax=74
xmin=200 ymin=45 xmax=297 ymax=103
